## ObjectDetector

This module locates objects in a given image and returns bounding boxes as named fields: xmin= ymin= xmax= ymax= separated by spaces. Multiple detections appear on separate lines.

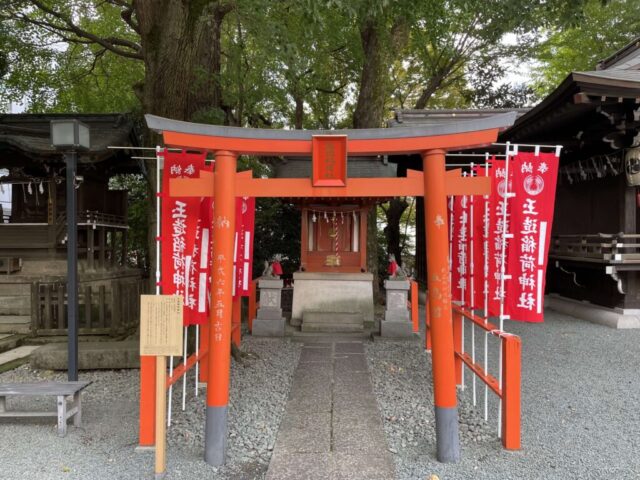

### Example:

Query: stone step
xmin=0 ymin=315 xmax=30 ymax=325
xmin=0 ymin=334 xmax=25 ymax=354
xmin=0 ymin=345 xmax=40 ymax=371
xmin=30 ymin=340 xmax=140 ymax=370
xmin=0 ymin=315 xmax=31 ymax=334
xmin=0 ymin=296 xmax=31 ymax=315
xmin=301 ymin=322 xmax=364 ymax=333
xmin=302 ymin=312 xmax=363 ymax=325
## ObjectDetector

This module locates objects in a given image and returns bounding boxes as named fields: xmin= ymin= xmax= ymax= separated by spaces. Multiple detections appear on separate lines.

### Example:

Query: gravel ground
xmin=366 ymin=308 xmax=640 ymax=480
xmin=0 ymin=336 xmax=300 ymax=480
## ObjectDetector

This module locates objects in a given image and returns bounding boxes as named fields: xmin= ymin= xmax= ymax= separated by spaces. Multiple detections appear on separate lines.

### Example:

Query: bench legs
xmin=56 ymin=393 xmax=82 ymax=437
xmin=57 ymin=395 xmax=67 ymax=437
xmin=72 ymin=391 xmax=82 ymax=427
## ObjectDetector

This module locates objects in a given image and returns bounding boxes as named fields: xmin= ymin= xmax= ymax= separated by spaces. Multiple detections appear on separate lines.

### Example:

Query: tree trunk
xmin=353 ymin=18 xmax=387 ymax=129
xmin=294 ymin=96 xmax=304 ymax=129
xmin=136 ymin=1 xmax=230 ymax=121
xmin=383 ymin=198 xmax=409 ymax=266
xmin=133 ymin=1 xmax=232 ymax=291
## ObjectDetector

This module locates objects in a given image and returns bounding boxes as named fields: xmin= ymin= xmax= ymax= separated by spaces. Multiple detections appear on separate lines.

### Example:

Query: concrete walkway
xmin=266 ymin=340 xmax=395 ymax=480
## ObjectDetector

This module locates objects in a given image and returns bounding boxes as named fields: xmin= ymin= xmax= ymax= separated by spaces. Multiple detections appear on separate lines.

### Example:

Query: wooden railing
xmin=32 ymin=277 xmax=142 ymax=336
xmin=550 ymin=233 xmax=640 ymax=265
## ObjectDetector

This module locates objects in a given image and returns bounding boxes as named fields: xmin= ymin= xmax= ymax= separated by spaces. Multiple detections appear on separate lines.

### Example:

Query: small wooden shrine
xmin=0 ymin=113 xmax=143 ymax=336
xmin=272 ymin=156 xmax=396 ymax=330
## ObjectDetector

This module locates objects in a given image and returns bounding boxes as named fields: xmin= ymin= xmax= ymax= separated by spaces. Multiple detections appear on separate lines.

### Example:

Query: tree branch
xmin=20 ymin=0 xmax=143 ymax=60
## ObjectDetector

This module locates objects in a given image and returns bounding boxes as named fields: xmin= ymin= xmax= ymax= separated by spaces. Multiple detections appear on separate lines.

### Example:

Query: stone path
xmin=265 ymin=339 xmax=395 ymax=480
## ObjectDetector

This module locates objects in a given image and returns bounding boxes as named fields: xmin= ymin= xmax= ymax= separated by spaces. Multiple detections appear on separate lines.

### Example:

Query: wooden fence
xmin=32 ymin=277 xmax=142 ymax=336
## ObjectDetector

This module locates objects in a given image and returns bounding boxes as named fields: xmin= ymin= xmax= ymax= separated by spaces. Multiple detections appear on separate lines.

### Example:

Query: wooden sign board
xmin=140 ymin=295 xmax=184 ymax=356
xmin=312 ymin=135 xmax=347 ymax=187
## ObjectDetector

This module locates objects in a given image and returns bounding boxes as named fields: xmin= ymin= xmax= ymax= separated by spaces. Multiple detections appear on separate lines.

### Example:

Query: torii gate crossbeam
xmin=144 ymin=112 xmax=517 ymax=466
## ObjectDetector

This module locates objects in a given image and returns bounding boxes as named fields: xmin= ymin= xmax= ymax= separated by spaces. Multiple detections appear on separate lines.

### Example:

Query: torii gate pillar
xmin=205 ymin=150 xmax=237 ymax=466
xmin=423 ymin=148 xmax=460 ymax=462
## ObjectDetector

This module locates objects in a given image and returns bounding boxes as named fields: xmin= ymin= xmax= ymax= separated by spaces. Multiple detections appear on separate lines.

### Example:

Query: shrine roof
xmin=0 ymin=113 xmax=141 ymax=171
xmin=145 ymin=112 xmax=517 ymax=142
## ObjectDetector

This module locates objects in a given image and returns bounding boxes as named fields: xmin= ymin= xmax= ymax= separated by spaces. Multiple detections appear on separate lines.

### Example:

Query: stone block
xmin=30 ymin=341 xmax=140 ymax=370
xmin=266 ymin=453 xmax=332 ymax=480
xmin=274 ymin=412 xmax=331 ymax=454
xmin=252 ymin=317 xmax=285 ymax=337
xmin=334 ymin=342 xmax=364 ymax=354
xmin=292 ymin=272 xmax=374 ymax=325
xmin=259 ymin=289 xmax=283 ymax=309
xmin=258 ymin=278 xmax=284 ymax=289
xmin=384 ymin=279 xmax=410 ymax=291
xmin=381 ymin=320 xmax=415 ymax=338
xmin=256 ymin=307 xmax=284 ymax=320
xmin=384 ymin=309 xmax=410 ymax=322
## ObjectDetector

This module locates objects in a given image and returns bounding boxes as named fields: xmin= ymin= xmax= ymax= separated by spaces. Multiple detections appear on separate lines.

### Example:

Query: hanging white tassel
xmin=312 ymin=212 xmax=317 ymax=223
xmin=324 ymin=211 xmax=328 ymax=222
xmin=27 ymin=182 xmax=33 ymax=195
xmin=39 ymin=181 xmax=44 ymax=194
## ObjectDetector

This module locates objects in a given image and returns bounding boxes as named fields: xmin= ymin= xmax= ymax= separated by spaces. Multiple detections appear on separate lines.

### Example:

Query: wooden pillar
xmin=422 ymin=149 xmax=460 ymax=463
xmin=205 ymin=150 xmax=237 ymax=466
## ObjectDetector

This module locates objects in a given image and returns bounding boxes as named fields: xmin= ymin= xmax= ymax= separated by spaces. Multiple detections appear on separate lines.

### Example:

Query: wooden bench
xmin=0 ymin=381 xmax=91 ymax=437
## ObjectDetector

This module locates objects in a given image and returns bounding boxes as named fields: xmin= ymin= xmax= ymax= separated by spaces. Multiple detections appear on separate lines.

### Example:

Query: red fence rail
xmin=425 ymin=300 xmax=521 ymax=450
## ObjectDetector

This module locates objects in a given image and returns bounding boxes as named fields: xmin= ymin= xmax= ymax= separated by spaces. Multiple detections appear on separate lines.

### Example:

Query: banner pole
xmin=182 ymin=326 xmax=187 ymax=411
xmin=497 ymin=142 xmax=515 ymax=436
xmin=460 ymin=173 xmax=467 ymax=392
xmin=195 ymin=325 xmax=199 ymax=397
xmin=469 ymin=164 xmax=476 ymax=406
xmin=483 ymin=154 xmax=490 ymax=422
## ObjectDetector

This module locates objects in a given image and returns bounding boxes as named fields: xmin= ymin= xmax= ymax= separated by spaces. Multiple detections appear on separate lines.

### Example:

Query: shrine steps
xmin=301 ymin=312 xmax=364 ymax=333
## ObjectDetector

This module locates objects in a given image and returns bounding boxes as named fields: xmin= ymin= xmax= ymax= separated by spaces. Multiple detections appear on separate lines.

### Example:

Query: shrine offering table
xmin=291 ymin=272 xmax=374 ymax=330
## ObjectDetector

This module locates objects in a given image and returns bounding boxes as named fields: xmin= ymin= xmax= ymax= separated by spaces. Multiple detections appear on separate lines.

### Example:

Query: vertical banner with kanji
xmin=487 ymin=159 xmax=513 ymax=317
xmin=161 ymin=150 xmax=212 ymax=325
xmin=472 ymin=164 xmax=491 ymax=310
xmin=233 ymin=197 xmax=256 ymax=298
xmin=450 ymin=195 xmax=470 ymax=304
xmin=506 ymin=152 xmax=559 ymax=322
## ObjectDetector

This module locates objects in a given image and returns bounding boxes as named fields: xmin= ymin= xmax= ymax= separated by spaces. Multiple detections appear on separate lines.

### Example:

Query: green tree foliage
xmin=0 ymin=0 xmax=605 ymax=276
xmin=534 ymin=0 xmax=639 ymax=95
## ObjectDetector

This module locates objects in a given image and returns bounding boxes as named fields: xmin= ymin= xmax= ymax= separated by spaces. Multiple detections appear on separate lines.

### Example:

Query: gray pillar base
xmin=252 ymin=318 xmax=285 ymax=336
xmin=435 ymin=406 xmax=461 ymax=463
xmin=381 ymin=321 xmax=414 ymax=338
xmin=205 ymin=405 xmax=228 ymax=466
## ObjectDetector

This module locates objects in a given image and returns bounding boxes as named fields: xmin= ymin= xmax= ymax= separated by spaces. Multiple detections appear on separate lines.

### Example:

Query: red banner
xmin=487 ymin=159 xmax=513 ymax=317
xmin=472 ymin=164 xmax=491 ymax=310
xmin=506 ymin=152 xmax=559 ymax=322
xmin=187 ymin=198 xmax=213 ymax=325
xmin=233 ymin=197 xmax=255 ymax=298
xmin=161 ymin=150 xmax=211 ymax=325
xmin=450 ymin=195 xmax=470 ymax=304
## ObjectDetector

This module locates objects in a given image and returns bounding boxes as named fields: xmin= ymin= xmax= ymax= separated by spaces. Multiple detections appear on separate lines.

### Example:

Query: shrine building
xmin=0 ymin=113 xmax=143 ymax=337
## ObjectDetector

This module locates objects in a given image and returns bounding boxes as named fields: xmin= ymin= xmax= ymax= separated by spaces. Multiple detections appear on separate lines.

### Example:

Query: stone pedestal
xmin=291 ymin=272 xmax=374 ymax=329
xmin=381 ymin=279 xmax=413 ymax=338
xmin=252 ymin=278 xmax=286 ymax=336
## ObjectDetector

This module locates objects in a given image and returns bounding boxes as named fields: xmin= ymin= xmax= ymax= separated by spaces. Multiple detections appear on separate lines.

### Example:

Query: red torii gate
xmin=144 ymin=112 xmax=517 ymax=466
